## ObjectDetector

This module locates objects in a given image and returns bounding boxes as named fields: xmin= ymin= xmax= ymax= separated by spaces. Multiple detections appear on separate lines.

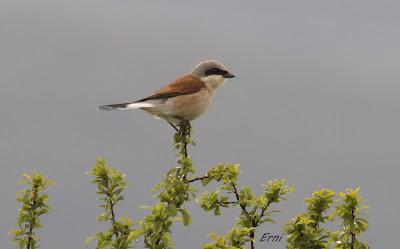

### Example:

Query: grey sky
xmin=1 ymin=0 xmax=399 ymax=248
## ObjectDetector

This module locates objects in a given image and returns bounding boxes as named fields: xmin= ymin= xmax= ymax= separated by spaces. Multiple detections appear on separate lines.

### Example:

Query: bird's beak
xmin=223 ymin=72 xmax=235 ymax=78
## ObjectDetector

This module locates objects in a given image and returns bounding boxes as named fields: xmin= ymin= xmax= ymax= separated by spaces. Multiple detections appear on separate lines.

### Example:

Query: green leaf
xmin=84 ymin=235 xmax=96 ymax=247
xmin=167 ymin=204 xmax=177 ymax=216
xmin=179 ymin=209 xmax=192 ymax=226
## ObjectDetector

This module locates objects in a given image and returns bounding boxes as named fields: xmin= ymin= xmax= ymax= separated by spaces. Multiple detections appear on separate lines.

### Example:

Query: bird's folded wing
xmin=137 ymin=74 xmax=206 ymax=102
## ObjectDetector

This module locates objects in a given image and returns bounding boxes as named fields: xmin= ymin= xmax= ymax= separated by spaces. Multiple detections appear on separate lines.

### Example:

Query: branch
xmin=188 ymin=176 xmax=209 ymax=183
xmin=223 ymin=201 xmax=236 ymax=205
xmin=105 ymin=184 xmax=118 ymax=237
xmin=257 ymin=199 xmax=273 ymax=226
xmin=142 ymin=121 xmax=196 ymax=249
xmin=231 ymin=182 xmax=250 ymax=217
xmin=350 ymin=207 xmax=356 ymax=249
xmin=26 ymin=186 xmax=38 ymax=249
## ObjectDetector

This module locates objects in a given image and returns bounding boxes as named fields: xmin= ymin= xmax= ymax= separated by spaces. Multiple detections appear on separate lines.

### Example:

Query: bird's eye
xmin=205 ymin=68 xmax=226 ymax=76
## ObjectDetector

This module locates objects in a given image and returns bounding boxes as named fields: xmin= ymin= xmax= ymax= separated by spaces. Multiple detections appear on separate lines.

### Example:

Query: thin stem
xmin=26 ymin=185 xmax=39 ymax=249
xmin=350 ymin=208 xmax=356 ymax=249
xmin=249 ymin=200 xmax=273 ymax=249
xmin=177 ymin=120 xmax=191 ymax=182
xmin=231 ymin=182 xmax=250 ymax=217
xmin=222 ymin=201 xmax=236 ymax=205
xmin=108 ymin=197 xmax=118 ymax=236
xmin=153 ymin=121 xmax=192 ymax=248
xmin=231 ymin=180 xmax=254 ymax=249
xmin=231 ymin=183 xmax=254 ymax=249
xmin=26 ymin=223 xmax=34 ymax=249
xmin=231 ymin=182 xmax=273 ymax=249
xmin=178 ymin=120 xmax=191 ymax=158
xmin=250 ymin=227 xmax=255 ymax=249
xmin=188 ymin=176 xmax=209 ymax=183
xmin=257 ymin=199 xmax=273 ymax=225
xmin=105 ymin=177 xmax=119 ymax=238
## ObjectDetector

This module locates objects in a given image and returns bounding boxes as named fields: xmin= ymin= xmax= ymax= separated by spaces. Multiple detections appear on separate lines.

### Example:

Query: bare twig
xmin=188 ymin=176 xmax=209 ymax=183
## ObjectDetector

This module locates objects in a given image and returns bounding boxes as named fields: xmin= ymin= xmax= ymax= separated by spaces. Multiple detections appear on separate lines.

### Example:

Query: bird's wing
xmin=137 ymin=74 xmax=206 ymax=102
xmin=98 ymin=74 xmax=206 ymax=111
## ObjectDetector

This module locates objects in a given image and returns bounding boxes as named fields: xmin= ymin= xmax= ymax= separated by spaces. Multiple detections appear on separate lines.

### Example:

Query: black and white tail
xmin=98 ymin=102 xmax=154 ymax=111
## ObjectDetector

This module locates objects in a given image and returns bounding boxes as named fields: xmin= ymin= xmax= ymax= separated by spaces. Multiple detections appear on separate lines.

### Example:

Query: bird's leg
xmin=167 ymin=121 xmax=178 ymax=132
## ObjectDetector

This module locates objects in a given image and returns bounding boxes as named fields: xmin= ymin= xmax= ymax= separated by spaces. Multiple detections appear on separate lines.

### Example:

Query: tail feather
xmin=98 ymin=102 xmax=154 ymax=111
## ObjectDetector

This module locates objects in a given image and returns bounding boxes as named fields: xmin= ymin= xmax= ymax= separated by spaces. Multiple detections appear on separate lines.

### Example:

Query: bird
xmin=98 ymin=60 xmax=235 ymax=130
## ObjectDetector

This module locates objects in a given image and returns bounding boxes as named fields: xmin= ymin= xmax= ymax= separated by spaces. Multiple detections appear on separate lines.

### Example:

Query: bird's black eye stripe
xmin=205 ymin=68 xmax=227 ymax=76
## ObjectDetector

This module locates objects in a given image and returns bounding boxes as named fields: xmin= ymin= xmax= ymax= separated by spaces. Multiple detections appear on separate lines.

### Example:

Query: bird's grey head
xmin=191 ymin=60 xmax=235 ymax=79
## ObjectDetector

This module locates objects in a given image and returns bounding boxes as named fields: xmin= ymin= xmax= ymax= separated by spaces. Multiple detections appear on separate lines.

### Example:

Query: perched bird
xmin=98 ymin=60 xmax=235 ymax=130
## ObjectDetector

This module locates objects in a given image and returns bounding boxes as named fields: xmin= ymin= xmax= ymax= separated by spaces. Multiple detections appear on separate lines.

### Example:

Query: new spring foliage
xmin=140 ymin=121 xmax=196 ymax=249
xmin=85 ymin=158 xmax=138 ymax=249
xmin=198 ymin=167 xmax=295 ymax=249
xmin=10 ymin=170 xmax=54 ymax=249
xmin=284 ymin=188 xmax=369 ymax=249
xmin=331 ymin=188 xmax=369 ymax=249
xmin=9 ymin=122 xmax=371 ymax=249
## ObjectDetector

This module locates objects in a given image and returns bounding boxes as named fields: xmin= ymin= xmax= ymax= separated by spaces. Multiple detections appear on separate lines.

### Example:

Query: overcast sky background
xmin=1 ymin=0 xmax=399 ymax=248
